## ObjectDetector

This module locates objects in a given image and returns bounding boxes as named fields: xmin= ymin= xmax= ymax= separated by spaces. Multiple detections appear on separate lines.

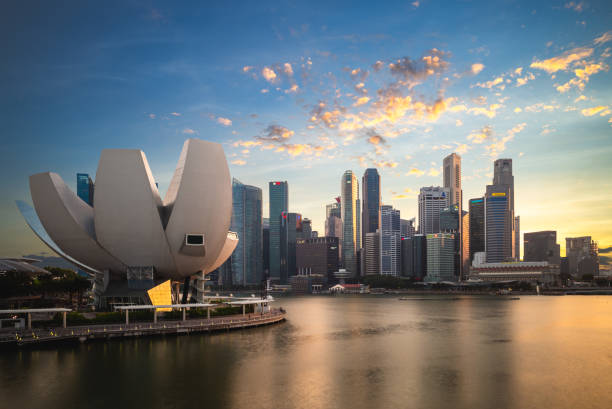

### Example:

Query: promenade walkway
xmin=0 ymin=309 xmax=285 ymax=347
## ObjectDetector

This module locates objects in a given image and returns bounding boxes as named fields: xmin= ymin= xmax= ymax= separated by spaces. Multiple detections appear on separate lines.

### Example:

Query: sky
xmin=1 ymin=1 xmax=611 ymax=268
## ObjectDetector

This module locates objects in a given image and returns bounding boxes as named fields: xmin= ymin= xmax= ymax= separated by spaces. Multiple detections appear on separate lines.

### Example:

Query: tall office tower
xmin=380 ymin=205 xmax=401 ymax=276
xmin=280 ymin=212 xmax=302 ymax=284
xmin=300 ymin=218 xmax=313 ymax=239
xmin=400 ymin=218 xmax=416 ymax=238
xmin=400 ymin=236 xmax=414 ymax=277
xmin=566 ymin=236 xmax=599 ymax=276
xmin=440 ymin=204 xmax=460 ymax=278
xmin=230 ymin=179 xmax=263 ymax=286
xmin=356 ymin=198 xmax=361 ymax=251
xmin=492 ymin=159 xmax=516 ymax=259
xmin=418 ymin=186 xmax=450 ymax=234
xmin=524 ymin=231 xmax=561 ymax=265
xmin=77 ymin=173 xmax=94 ymax=206
xmin=269 ymin=181 xmax=288 ymax=279
xmin=443 ymin=153 xmax=462 ymax=209
xmin=263 ymin=218 xmax=270 ymax=276
xmin=461 ymin=211 xmax=470 ymax=278
xmin=296 ymin=236 xmax=340 ymax=281
xmin=514 ymin=216 xmax=520 ymax=260
xmin=341 ymin=171 xmax=359 ymax=275
xmin=485 ymin=185 xmax=512 ymax=263
xmin=325 ymin=200 xmax=342 ymax=237
xmin=412 ymin=234 xmax=427 ymax=280
xmin=362 ymin=168 xmax=381 ymax=245
xmin=364 ymin=231 xmax=380 ymax=275
xmin=426 ymin=233 xmax=456 ymax=282
xmin=469 ymin=198 xmax=485 ymax=263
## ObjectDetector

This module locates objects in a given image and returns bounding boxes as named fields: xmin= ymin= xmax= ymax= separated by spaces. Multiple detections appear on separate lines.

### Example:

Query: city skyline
xmin=1 ymin=1 xmax=611 ymax=269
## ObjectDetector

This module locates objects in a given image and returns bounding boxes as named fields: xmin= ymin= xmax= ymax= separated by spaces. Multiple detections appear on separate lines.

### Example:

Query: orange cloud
xmin=467 ymin=125 xmax=493 ymax=144
xmin=530 ymin=47 xmax=593 ymax=73
xmin=406 ymin=167 xmax=425 ymax=177
xmin=217 ymin=117 xmax=232 ymax=126
xmin=262 ymin=66 xmax=277 ymax=82
xmin=353 ymin=96 xmax=370 ymax=106
xmin=581 ymin=105 xmax=609 ymax=116
xmin=231 ymin=159 xmax=246 ymax=166
xmin=471 ymin=63 xmax=485 ymax=75
xmin=594 ymin=31 xmax=612 ymax=45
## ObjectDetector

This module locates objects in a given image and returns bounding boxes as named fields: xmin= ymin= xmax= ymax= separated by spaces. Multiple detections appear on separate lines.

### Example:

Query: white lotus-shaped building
xmin=18 ymin=139 xmax=238 ymax=296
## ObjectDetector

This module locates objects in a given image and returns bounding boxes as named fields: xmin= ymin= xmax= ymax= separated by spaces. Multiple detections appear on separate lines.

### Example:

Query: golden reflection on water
xmin=0 ymin=296 xmax=610 ymax=409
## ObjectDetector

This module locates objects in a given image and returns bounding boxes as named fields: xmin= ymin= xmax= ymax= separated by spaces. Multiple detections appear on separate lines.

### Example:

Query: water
xmin=1 ymin=295 xmax=611 ymax=409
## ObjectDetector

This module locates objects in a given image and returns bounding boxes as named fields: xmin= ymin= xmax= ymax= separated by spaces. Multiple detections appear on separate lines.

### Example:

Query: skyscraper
xmin=418 ymin=186 xmax=450 ymax=234
xmin=400 ymin=218 xmax=416 ymax=238
xmin=296 ymin=236 xmax=339 ymax=281
xmin=524 ymin=231 xmax=560 ymax=265
xmin=380 ymin=205 xmax=400 ymax=276
xmin=364 ymin=231 xmax=380 ymax=275
xmin=492 ymin=159 xmax=516 ymax=259
xmin=280 ymin=211 xmax=302 ymax=284
xmin=412 ymin=234 xmax=427 ymax=280
xmin=300 ymin=218 xmax=313 ymax=239
xmin=269 ymin=181 xmax=288 ymax=280
xmin=426 ymin=233 xmax=456 ymax=282
xmin=341 ymin=171 xmax=359 ymax=275
xmin=566 ymin=236 xmax=599 ymax=276
xmin=443 ymin=153 xmax=462 ymax=210
xmin=514 ymin=216 xmax=520 ymax=260
xmin=461 ymin=211 xmax=470 ymax=278
xmin=77 ymin=173 xmax=94 ymax=206
xmin=325 ymin=200 xmax=342 ymax=239
xmin=400 ymin=236 xmax=414 ymax=278
xmin=230 ymin=179 xmax=263 ymax=286
xmin=440 ymin=205 xmax=461 ymax=278
xmin=485 ymin=186 xmax=512 ymax=263
xmin=263 ymin=218 xmax=270 ymax=276
xmin=362 ymin=168 xmax=381 ymax=244
xmin=469 ymin=197 xmax=485 ymax=263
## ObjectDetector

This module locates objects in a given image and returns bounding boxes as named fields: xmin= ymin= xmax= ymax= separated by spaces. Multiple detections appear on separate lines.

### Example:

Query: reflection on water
xmin=1 ymin=296 xmax=611 ymax=409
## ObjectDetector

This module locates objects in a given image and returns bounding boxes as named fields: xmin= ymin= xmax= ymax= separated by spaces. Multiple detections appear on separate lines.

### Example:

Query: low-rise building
xmin=469 ymin=252 xmax=560 ymax=285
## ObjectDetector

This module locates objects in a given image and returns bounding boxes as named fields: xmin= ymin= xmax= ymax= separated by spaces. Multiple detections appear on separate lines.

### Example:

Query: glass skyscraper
xmin=380 ymin=205 xmax=400 ymax=276
xmin=469 ymin=198 xmax=485 ymax=262
xmin=269 ymin=181 xmax=288 ymax=280
xmin=341 ymin=171 xmax=359 ymax=275
xmin=485 ymin=190 xmax=510 ymax=263
xmin=77 ymin=173 xmax=94 ymax=206
xmin=230 ymin=179 xmax=263 ymax=286
xmin=362 ymin=168 xmax=380 ymax=243
xmin=280 ymin=212 xmax=302 ymax=284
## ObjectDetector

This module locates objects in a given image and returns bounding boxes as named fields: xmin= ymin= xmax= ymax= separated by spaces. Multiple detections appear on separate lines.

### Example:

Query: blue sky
xmin=1 ymin=0 xmax=611 ymax=265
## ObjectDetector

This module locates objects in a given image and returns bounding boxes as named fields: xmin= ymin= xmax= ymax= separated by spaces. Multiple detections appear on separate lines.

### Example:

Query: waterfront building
xmin=440 ymin=205 xmax=461 ymax=279
xmin=515 ymin=216 xmax=521 ymax=260
xmin=469 ymin=253 xmax=560 ymax=285
xmin=341 ymin=170 xmax=360 ymax=275
xmin=566 ymin=236 xmax=599 ymax=276
xmin=269 ymin=181 xmax=288 ymax=279
xmin=412 ymin=234 xmax=427 ymax=280
xmin=491 ymin=159 xmax=517 ymax=260
xmin=362 ymin=168 xmax=381 ymax=244
xmin=363 ymin=231 xmax=380 ymax=275
xmin=461 ymin=211 xmax=470 ymax=278
xmin=76 ymin=173 xmax=94 ymax=206
xmin=400 ymin=218 xmax=416 ymax=238
xmin=485 ymin=185 xmax=512 ymax=263
xmin=469 ymin=197 xmax=485 ymax=263
xmin=425 ymin=233 xmax=456 ymax=282
xmin=19 ymin=139 xmax=238 ymax=307
xmin=380 ymin=205 xmax=400 ymax=276
xmin=400 ymin=236 xmax=414 ymax=277
xmin=263 ymin=218 xmax=270 ymax=276
xmin=230 ymin=179 xmax=263 ymax=286
xmin=280 ymin=212 xmax=302 ymax=284
xmin=418 ymin=186 xmax=450 ymax=234
xmin=524 ymin=231 xmax=560 ymax=265
xmin=296 ymin=236 xmax=339 ymax=282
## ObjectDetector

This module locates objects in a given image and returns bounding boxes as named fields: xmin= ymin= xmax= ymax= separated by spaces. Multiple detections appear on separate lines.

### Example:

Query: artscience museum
xmin=17 ymin=138 xmax=238 ymax=307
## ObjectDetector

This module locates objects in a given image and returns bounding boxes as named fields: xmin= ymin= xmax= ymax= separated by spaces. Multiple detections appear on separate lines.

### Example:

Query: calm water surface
xmin=1 ymin=296 xmax=611 ymax=409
